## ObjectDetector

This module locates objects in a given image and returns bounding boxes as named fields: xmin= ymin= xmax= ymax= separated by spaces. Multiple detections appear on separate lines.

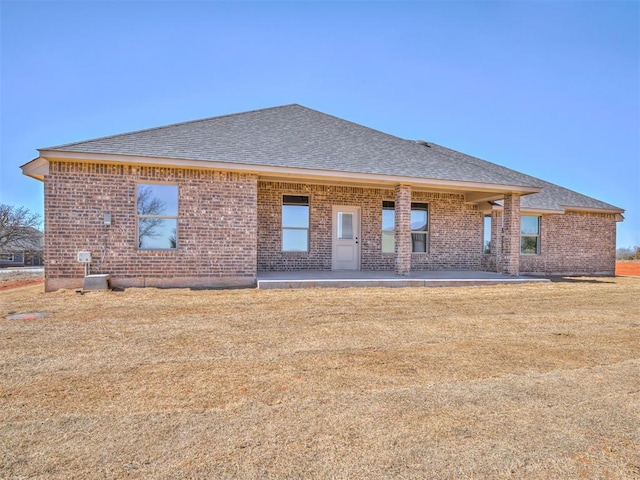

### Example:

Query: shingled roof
xmin=38 ymin=104 xmax=622 ymax=213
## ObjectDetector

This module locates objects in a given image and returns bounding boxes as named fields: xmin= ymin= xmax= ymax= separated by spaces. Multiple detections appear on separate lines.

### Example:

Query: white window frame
xmin=483 ymin=215 xmax=492 ymax=254
xmin=136 ymin=183 xmax=179 ymax=250
xmin=411 ymin=203 xmax=429 ymax=253
xmin=282 ymin=195 xmax=310 ymax=252
xmin=520 ymin=215 xmax=541 ymax=255
xmin=381 ymin=200 xmax=395 ymax=254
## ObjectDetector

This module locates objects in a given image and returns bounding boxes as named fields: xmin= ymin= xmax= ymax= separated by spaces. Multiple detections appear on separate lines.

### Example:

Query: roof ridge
xmin=40 ymin=104 xmax=303 ymax=151
xmin=291 ymin=106 xmax=412 ymax=144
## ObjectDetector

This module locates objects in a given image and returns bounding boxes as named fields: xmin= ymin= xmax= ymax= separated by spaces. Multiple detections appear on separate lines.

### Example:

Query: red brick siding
xmin=257 ymin=182 xmax=394 ymax=271
xmin=519 ymin=211 xmax=617 ymax=275
xmin=501 ymin=193 xmax=521 ymax=275
xmin=394 ymin=185 xmax=412 ymax=275
xmin=411 ymin=191 xmax=484 ymax=271
xmin=44 ymin=162 xmax=257 ymax=290
xmin=257 ymin=182 xmax=485 ymax=272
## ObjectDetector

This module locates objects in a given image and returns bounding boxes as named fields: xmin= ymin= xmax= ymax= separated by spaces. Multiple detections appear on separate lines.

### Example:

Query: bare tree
xmin=137 ymin=185 xmax=166 ymax=248
xmin=617 ymin=246 xmax=640 ymax=261
xmin=0 ymin=204 xmax=42 ymax=252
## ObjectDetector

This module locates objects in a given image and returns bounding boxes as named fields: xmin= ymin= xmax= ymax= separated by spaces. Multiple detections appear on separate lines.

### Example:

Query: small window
xmin=137 ymin=184 xmax=178 ymax=249
xmin=282 ymin=195 xmax=309 ymax=252
xmin=521 ymin=215 xmax=540 ymax=255
xmin=411 ymin=203 xmax=429 ymax=253
xmin=382 ymin=201 xmax=395 ymax=253
xmin=483 ymin=215 xmax=492 ymax=254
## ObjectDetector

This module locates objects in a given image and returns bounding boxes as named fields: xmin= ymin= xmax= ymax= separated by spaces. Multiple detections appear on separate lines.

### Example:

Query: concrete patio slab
xmin=257 ymin=270 xmax=549 ymax=289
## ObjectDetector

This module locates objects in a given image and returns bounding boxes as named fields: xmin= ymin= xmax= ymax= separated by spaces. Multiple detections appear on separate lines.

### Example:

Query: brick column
xmin=395 ymin=184 xmax=411 ymax=276
xmin=501 ymin=193 xmax=521 ymax=276
xmin=492 ymin=211 xmax=502 ymax=273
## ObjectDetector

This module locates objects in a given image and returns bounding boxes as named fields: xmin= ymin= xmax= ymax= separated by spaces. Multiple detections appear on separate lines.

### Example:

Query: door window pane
xmin=338 ymin=212 xmax=353 ymax=239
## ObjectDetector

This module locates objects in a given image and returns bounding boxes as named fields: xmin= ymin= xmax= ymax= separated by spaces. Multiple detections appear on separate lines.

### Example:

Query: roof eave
xmin=561 ymin=205 xmax=625 ymax=215
xmin=35 ymin=149 xmax=542 ymax=196
xmin=21 ymin=157 xmax=49 ymax=181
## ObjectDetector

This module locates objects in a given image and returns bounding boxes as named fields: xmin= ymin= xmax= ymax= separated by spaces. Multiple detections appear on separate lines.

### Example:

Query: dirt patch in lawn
xmin=1 ymin=278 xmax=639 ymax=479
xmin=616 ymin=261 xmax=640 ymax=276
xmin=0 ymin=269 xmax=44 ymax=291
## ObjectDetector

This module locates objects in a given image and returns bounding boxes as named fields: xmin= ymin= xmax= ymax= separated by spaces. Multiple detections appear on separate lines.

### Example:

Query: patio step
xmin=257 ymin=277 xmax=549 ymax=289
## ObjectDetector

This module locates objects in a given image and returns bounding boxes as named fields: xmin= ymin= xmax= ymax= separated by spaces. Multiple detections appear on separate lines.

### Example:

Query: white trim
xmin=20 ymin=157 xmax=49 ymax=180
xmin=33 ymin=149 xmax=542 ymax=195
xmin=562 ymin=205 xmax=625 ymax=214
xmin=332 ymin=205 xmax=361 ymax=270
xmin=490 ymin=205 xmax=566 ymax=215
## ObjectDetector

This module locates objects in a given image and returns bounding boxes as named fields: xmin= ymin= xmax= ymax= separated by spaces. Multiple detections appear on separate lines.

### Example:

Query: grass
xmin=1 ymin=278 xmax=639 ymax=479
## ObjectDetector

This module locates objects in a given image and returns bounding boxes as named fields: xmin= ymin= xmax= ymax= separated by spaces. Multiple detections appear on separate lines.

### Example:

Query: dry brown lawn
xmin=1 ymin=278 xmax=639 ymax=479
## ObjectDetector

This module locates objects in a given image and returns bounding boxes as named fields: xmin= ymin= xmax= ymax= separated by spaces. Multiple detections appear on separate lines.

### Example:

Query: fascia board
xmin=20 ymin=157 xmax=49 ymax=181
xmin=562 ymin=205 xmax=625 ymax=215
xmin=492 ymin=205 xmax=566 ymax=215
xmin=37 ymin=149 xmax=543 ymax=195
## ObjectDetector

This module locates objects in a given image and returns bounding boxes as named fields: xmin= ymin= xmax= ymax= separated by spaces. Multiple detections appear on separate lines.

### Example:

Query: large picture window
xmin=520 ymin=215 xmax=540 ymax=255
xmin=137 ymin=184 xmax=178 ymax=249
xmin=282 ymin=195 xmax=309 ymax=252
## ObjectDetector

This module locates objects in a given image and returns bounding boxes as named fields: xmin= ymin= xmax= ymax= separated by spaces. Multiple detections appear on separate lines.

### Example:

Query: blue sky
xmin=1 ymin=0 xmax=639 ymax=248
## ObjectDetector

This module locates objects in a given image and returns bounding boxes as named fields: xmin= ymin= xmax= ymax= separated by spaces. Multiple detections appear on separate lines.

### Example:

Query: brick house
xmin=0 ymin=227 xmax=44 ymax=268
xmin=21 ymin=105 xmax=623 ymax=291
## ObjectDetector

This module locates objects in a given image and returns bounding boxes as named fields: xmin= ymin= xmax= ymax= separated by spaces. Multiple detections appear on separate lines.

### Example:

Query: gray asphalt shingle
xmin=43 ymin=104 xmax=622 ymax=213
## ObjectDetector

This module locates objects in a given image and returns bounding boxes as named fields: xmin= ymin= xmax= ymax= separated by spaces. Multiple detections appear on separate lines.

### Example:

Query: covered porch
xmin=257 ymin=270 xmax=549 ymax=289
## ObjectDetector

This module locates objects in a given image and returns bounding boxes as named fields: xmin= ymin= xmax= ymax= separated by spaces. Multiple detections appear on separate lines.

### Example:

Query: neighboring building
xmin=21 ymin=105 xmax=623 ymax=291
xmin=0 ymin=227 xmax=44 ymax=268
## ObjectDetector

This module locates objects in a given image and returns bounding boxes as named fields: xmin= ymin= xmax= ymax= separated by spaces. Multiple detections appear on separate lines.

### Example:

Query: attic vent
xmin=415 ymin=140 xmax=431 ymax=147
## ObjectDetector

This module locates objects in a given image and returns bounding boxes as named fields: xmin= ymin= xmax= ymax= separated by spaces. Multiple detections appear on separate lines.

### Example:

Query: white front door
xmin=332 ymin=206 xmax=360 ymax=270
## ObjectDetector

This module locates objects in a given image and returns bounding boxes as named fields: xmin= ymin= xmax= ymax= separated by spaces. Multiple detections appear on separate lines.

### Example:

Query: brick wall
xmin=257 ymin=181 xmax=485 ymax=272
xmin=394 ymin=185 xmax=412 ymax=275
xmin=43 ymin=167 xmax=617 ymax=290
xmin=44 ymin=162 xmax=257 ymax=291
xmin=519 ymin=211 xmax=617 ymax=275
xmin=501 ymin=193 xmax=521 ymax=275
xmin=411 ymin=190 xmax=484 ymax=271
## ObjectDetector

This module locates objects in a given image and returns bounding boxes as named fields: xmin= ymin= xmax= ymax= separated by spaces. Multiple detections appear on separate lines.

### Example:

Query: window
xmin=411 ymin=203 xmax=429 ymax=253
xmin=381 ymin=201 xmax=429 ymax=253
xmin=137 ymin=184 xmax=178 ymax=249
xmin=483 ymin=215 xmax=492 ymax=254
xmin=282 ymin=195 xmax=309 ymax=252
xmin=382 ymin=201 xmax=395 ymax=253
xmin=520 ymin=215 xmax=540 ymax=254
